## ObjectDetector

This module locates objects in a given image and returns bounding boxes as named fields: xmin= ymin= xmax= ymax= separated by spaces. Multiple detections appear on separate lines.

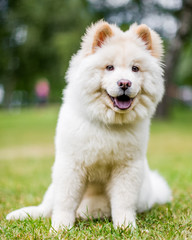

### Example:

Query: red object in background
xmin=35 ymin=80 xmax=50 ymax=104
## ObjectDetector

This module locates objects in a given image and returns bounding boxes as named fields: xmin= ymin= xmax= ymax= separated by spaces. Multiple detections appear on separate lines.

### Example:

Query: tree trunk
xmin=156 ymin=0 xmax=192 ymax=118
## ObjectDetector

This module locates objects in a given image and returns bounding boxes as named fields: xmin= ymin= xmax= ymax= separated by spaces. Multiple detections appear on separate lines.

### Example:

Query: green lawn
xmin=0 ymin=105 xmax=192 ymax=239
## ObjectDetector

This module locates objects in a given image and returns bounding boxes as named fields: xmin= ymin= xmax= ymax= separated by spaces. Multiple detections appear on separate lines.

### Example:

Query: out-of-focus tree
xmin=0 ymin=0 xmax=92 ymax=106
xmin=159 ymin=0 xmax=192 ymax=116
xmin=1 ymin=0 xmax=191 ymax=112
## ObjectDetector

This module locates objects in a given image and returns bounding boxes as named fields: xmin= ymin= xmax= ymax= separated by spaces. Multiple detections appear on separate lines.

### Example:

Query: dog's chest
xmin=82 ymin=130 xmax=139 ymax=183
xmin=76 ymin=124 xmax=141 ymax=166
xmin=58 ymin=115 xmax=148 ymax=170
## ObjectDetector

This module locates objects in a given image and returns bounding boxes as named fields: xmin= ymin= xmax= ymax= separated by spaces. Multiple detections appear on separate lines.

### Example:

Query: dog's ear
xmin=133 ymin=24 xmax=164 ymax=59
xmin=136 ymin=24 xmax=152 ymax=51
xmin=92 ymin=22 xmax=113 ymax=52
xmin=81 ymin=20 xmax=114 ymax=54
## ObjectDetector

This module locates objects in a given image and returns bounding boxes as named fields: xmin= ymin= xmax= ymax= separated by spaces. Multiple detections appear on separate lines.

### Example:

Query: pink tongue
xmin=114 ymin=98 xmax=132 ymax=110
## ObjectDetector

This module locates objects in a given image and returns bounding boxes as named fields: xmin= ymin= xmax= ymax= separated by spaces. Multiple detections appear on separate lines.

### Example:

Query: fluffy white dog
xmin=7 ymin=20 xmax=171 ymax=231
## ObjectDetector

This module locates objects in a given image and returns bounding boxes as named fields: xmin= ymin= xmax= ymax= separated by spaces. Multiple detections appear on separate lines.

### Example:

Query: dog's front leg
xmin=51 ymin=161 xmax=86 ymax=231
xmin=108 ymin=160 xmax=143 ymax=229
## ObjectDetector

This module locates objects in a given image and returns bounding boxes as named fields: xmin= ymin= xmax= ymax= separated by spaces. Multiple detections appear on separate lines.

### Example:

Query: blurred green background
xmin=0 ymin=1 xmax=192 ymax=238
xmin=0 ymin=0 xmax=192 ymax=114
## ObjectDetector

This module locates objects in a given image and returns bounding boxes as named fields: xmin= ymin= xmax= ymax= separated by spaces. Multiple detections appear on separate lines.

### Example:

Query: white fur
xmin=6 ymin=21 xmax=171 ymax=231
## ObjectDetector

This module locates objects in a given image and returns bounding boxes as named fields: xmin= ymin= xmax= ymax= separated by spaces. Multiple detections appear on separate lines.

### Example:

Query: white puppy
xmin=7 ymin=20 xmax=171 ymax=231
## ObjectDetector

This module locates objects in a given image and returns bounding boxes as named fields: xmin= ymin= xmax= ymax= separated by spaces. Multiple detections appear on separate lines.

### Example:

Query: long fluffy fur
xmin=7 ymin=20 xmax=171 ymax=231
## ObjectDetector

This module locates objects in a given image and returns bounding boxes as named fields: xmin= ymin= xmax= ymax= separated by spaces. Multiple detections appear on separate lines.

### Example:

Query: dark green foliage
xmin=0 ymin=0 xmax=192 ymax=108
xmin=0 ymin=0 xmax=93 ymax=104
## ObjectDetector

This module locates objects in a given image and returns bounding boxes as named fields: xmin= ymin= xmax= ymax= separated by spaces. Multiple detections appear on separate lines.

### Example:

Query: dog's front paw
xmin=51 ymin=211 xmax=75 ymax=232
xmin=6 ymin=206 xmax=42 ymax=220
xmin=112 ymin=210 xmax=136 ymax=229
xmin=6 ymin=209 xmax=28 ymax=220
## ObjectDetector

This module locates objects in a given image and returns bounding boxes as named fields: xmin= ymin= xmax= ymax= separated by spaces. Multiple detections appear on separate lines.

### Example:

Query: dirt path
xmin=0 ymin=144 xmax=54 ymax=160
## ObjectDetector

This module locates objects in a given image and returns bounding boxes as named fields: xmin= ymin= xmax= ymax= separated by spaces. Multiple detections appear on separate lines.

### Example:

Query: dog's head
xmin=66 ymin=20 xmax=164 ymax=124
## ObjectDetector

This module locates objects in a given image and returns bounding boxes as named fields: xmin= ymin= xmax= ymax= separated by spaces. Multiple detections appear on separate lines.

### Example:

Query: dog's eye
xmin=106 ymin=65 xmax=114 ymax=71
xmin=132 ymin=66 xmax=139 ymax=72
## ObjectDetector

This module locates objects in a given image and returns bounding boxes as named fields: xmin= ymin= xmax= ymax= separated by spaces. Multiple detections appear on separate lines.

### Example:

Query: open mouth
xmin=108 ymin=93 xmax=134 ymax=110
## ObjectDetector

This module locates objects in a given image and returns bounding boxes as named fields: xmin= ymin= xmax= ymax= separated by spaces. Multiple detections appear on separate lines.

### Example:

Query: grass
xmin=0 ymin=104 xmax=192 ymax=239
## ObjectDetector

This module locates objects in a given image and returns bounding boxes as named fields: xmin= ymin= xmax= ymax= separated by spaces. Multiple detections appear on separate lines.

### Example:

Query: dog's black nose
xmin=117 ymin=79 xmax=132 ymax=90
